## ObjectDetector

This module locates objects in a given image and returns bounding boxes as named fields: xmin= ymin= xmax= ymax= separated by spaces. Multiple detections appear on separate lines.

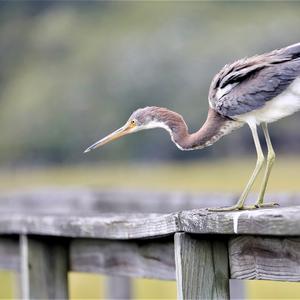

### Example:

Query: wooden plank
xmin=179 ymin=206 xmax=300 ymax=236
xmin=20 ymin=235 xmax=69 ymax=299
xmin=174 ymin=233 xmax=229 ymax=300
xmin=229 ymin=236 xmax=300 ymax=281
xmin=70 ymin=238 xmax=175 ymax=280
xmin=106 ymin=276 xmax=132 ymax=299
xmin=0 ymin=206 xmax=300 ymax=238
xmin=0 ymin=213 xmax=178 ymax=239
xmin=0 ymin=237 xmax=20 ymax=271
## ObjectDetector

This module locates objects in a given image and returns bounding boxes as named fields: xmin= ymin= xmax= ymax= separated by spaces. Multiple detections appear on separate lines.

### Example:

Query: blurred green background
xmin=1 ymin=1 xmax=300 ymax=165
xmin=0 ymin=1 xmax=300 ymax=299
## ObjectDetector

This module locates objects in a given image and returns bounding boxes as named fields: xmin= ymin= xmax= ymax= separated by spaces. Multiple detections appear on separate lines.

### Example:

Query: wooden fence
xmin=0 ymin=188 xmax=300 ymax=299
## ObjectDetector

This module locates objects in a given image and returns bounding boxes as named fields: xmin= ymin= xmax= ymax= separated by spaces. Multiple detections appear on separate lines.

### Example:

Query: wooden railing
xmin=0 ymin=188 xmax=300 ymax=299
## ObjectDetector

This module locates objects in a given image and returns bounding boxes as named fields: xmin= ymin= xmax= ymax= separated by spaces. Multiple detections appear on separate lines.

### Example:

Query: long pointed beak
xmin=84 ymin=123 xmax=135 ymax=153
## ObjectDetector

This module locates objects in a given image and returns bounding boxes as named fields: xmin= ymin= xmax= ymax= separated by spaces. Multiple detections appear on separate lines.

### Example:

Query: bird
xmin=84 ymin=42 xmax=300 ymax=211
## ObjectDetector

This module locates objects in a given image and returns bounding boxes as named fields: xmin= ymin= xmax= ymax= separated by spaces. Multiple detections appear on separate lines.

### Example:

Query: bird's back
xmin=209 ymin=43 xmax=300 ymax=120
xmin=282 ymin=42 xmax=300 ymax=59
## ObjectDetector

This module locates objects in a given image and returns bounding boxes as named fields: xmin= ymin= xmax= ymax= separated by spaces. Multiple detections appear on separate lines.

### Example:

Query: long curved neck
xmin=150 ymin=107 xmax=237 ymax=151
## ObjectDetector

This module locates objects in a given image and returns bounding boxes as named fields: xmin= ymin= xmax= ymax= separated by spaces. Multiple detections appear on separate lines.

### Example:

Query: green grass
xmin=0 ymin=158 xmax=300 ymax=299
xmin=0 ymin=272 xmax=15 ymax=299
xmin=1 ymin=157 xmax=300 ymax=193
xmin=69 ymin=273 xmax=104 ymax=299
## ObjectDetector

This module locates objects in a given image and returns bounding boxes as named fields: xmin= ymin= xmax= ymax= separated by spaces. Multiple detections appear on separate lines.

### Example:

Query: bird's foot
xmin=209 ymin=202 xmax=279 ymax=212
xmin=254 ymin=201 xmax=279 ymax=209
xmin=236 ymin=202 xmax=279 ymax=210
xmin=208 ymin=205 xmax=244 ymax=212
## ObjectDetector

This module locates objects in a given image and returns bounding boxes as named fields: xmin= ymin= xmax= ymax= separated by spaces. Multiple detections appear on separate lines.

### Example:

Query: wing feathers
xmin=282 ymin=42 xmax=300 ymax=59
xmin=210 ymin=43 xmax=300 ymax=117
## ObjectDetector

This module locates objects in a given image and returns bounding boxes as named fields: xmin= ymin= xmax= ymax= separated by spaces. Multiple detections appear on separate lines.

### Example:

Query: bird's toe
xmin=255 ymin=202 xmax=280 ymax=208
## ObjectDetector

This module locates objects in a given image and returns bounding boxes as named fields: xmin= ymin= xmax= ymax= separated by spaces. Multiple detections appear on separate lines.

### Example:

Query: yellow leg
xmin=209 ymin=122 xmax=264 ymax=211
xmin=254 ymin=123 xmax=278 ymax=208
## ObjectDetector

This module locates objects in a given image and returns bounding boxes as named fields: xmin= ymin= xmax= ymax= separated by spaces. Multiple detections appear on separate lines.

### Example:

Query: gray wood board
xmin=71 ymin=238 xmax=175 ymax=280
xmin=178 ymin=206 xmax=300 ymax=236
xmin=229 ymin=236 xmax=300 ymax=281
xmin=0 ymin=206 xmax=300 ymax=238
xmin=0 ymin=213 xmax=178 ymax=239
xmin=1 ymin=235 xmax=300 ymax=284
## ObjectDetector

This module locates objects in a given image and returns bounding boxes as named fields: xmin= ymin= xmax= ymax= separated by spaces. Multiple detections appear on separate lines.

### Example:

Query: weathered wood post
xmin=20 ymin=235 xmax=69 ymax=299
xmin=174 ymin=233 xmax=229 ymax=300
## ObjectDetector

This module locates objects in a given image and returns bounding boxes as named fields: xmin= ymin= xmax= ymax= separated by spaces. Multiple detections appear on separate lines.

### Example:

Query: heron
xmin=84 ymin=42 xmax=300 ymax=211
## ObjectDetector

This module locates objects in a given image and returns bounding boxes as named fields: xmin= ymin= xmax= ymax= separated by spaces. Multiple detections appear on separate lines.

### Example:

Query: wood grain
xmin=0 ymin=206 xmax=300 ymax=238
xmin=0 ymin=212 xmax=178 ymax=239
xmin=174 ymin=233 xmax=229 ymax=300
xmin=229 ymin=236 xmax=300 ymax=281
xmin=0 ymin=189 xmax=299 ymax=299
xmin=70 ymin=238 xmax=175 ymax=280
xmin=20 ymin=235 xmax=69 ymax=299
xmin=179 ymin=206 xmax=300 ymax=236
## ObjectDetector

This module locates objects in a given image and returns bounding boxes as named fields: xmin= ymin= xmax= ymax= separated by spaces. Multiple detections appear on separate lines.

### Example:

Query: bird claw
xmin=208 ymin=202 xmax=280 ymax=212
xmin=254 ymin=202 xmax=280 ymax=209
xmin=208 ymin=205 xmax=243 ymax=212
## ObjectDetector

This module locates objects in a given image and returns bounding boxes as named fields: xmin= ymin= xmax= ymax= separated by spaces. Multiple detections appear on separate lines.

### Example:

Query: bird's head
xmin=84 ymin=107 xmax=168 ymax=153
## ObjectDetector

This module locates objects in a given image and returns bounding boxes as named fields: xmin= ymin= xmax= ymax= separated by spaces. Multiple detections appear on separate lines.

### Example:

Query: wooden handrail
xmin=0 ymin=188 xmax=299 ymax=299
xmin=0 ymin=205 xmax=299 ymax=238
